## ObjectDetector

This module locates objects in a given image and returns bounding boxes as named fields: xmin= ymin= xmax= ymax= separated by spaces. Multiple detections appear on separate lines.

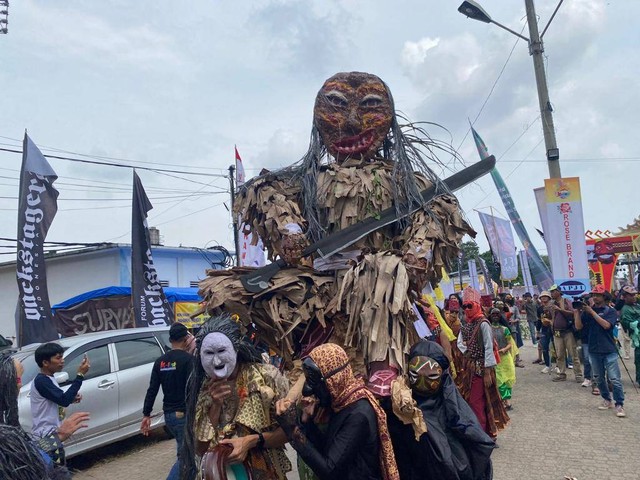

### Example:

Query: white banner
xmin=478 ymin=212 xmax=518 ymax=280
xmin=534 ymin=186 xmax=552 ymax=256
xmin=543 ymin=177 xmax=590 ymax=297
xmin=468 ymin=259 xmax=480 ymax=291
xmin=235 ymin=147 xmax=266 ymax=267
xmin=519 ymin=249 xmax=534 ymax=292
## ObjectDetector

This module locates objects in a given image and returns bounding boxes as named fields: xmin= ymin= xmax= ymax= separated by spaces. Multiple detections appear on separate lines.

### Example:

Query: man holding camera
xmin=549 ymin=285 xmax=582 ymax=383
xmin=574 ymin=285 xmax=625 ymax=417
xmin=619 ymin=285 xmax=640 ymax=387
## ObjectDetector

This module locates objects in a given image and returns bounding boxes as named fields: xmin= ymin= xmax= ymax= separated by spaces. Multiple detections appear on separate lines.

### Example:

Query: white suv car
xmin=14 ymin=326 xmax=173 ymax=458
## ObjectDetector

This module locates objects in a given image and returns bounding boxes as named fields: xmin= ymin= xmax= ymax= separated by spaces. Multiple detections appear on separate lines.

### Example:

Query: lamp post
xmin=458 ymin=0 xmax=562 ymax=178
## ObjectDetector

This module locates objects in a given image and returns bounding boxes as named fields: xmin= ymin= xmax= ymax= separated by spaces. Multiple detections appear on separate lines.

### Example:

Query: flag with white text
xmin=131 ymin=171 xmax=172 ymax=327
xmin=16 ymin=133 xmax=60 ymax=346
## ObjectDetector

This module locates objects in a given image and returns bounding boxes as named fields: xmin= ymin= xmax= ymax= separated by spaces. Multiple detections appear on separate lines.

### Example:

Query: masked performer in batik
xmin=274 ymin=343 xmax=399 ymax=480
xmin=199 ymin=72 xmax=474 ymax=388
xmin=181 ymin=314 xmax=292 ymax=480
xmin=456 ymin=288 xmax=509 ymax=439
xmin=387 ymin=340 xmax=494 ymax=480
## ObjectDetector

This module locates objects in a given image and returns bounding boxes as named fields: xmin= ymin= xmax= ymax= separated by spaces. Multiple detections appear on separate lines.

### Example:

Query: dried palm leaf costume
xmin=199 ymin=71 xmax=474 ymax=379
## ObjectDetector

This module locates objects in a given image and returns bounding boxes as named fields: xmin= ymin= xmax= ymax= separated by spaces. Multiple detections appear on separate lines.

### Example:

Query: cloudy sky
xmin=1 ymin=0 xmax=638 ymax=260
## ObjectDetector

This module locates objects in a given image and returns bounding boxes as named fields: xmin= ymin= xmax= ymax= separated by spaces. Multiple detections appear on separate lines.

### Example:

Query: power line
xmin=0 ymin=147 xmax=226 ymax=178
xmin=0 ymin=135 xmax=220 ymax=173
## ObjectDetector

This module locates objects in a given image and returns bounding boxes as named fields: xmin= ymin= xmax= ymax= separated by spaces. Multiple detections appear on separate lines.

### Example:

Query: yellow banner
xmin=174 ymin=302 xmax=210 ymax=328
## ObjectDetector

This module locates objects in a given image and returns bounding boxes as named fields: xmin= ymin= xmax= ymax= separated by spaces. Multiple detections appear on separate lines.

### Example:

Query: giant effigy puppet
xmin=199 ymin=71 xmax=493 ymax=387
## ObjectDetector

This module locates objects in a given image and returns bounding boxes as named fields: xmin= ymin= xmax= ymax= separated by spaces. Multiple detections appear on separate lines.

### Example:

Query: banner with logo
xmin=131 ymin=171 xmax=173 ymax=327
xmin=478 ymin=212 xmax=518 ymax=280
xmin=471 ymin=127 xmax=553 ymax=289
xmin=235 ymin=147 xmax=266 ymax=267
xmin=543 ymin=177 xmax=590 ymax=296
xmin=16 ymin=133 xmax=60 ymax=346
xmin=174 ymin=301 xmax=210 ymax=328
xmin=54 ymin=295 xmax=134 ymax=337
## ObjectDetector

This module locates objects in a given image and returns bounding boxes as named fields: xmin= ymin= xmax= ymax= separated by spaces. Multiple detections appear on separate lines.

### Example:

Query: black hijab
xmin=390 ymin=340 xmax=494 ymax=480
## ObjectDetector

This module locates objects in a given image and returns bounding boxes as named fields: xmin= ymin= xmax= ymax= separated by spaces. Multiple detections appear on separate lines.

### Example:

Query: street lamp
xmin=458 ymin=0 xmax=563 ymax=178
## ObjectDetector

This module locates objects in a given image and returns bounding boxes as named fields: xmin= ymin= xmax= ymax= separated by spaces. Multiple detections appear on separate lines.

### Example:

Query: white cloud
xmin=23 ymin=2 xmax=184 ymax=71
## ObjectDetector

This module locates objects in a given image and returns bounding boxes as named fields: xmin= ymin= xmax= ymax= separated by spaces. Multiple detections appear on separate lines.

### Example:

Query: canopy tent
xmin=52 ymin=286 xmax=208 ymax=336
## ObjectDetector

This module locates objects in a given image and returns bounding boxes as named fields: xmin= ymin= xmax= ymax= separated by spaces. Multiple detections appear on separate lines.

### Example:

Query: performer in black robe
xmin=388 ymin=340 xmax=495 ymax=480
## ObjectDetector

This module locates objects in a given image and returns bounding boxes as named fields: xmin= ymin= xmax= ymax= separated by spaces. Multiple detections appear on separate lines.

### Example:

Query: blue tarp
xmin=51 ymin=286 xmax=202 ymax=313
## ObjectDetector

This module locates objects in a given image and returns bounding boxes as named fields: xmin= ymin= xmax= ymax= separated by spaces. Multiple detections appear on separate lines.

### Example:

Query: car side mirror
xmin=54 ymin=371 xmax=70 ymax=384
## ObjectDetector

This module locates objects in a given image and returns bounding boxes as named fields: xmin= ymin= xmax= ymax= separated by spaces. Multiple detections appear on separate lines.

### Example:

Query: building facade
xmin=0 ymin=244 xmax=229 ymax=341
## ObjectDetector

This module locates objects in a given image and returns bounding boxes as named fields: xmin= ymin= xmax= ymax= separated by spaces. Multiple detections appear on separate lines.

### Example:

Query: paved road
xmin=69 ymin=344 xmax=639 ymax=480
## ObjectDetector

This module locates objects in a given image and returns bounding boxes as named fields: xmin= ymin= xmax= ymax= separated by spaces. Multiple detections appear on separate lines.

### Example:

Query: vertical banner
xmin=477 ymin=212 xmax=518 ymax=280
xmin=543 ymin=177 xmax=590 ymax=296
xmin=471 ymin=126 xmax=553 ymax=289
xmin=131 ymin=171 xmax=172 ymax=327
xmin=519 ymin=249 xmax=534 ymax=293
xmin=468 ymin=259 xmax=480 ymax=290
xmin=534 ymin=187 xmax=552 ymax=256
xmin=15 ymin=133 xmax=60 ymax=346
xmin=235 ymin=147 xmax=266 ymax=267
xmin=477 ymin=256 xmax=495 ymax=295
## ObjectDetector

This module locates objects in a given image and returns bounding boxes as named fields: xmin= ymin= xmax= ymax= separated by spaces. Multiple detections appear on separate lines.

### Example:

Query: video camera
xmin=572 ymin=296 xmax=590 ymax=309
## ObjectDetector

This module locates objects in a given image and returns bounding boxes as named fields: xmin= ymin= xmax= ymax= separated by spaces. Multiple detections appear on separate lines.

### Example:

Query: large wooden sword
xmin=240 ymin=155 xmax=495 ymax=293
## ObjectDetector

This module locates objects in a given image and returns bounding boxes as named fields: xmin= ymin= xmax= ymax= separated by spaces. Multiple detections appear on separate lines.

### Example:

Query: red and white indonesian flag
xmin=235 ymin=147 xmax=266 ymax=267
xmin=543 ymin=177 xmax=590 ymax=297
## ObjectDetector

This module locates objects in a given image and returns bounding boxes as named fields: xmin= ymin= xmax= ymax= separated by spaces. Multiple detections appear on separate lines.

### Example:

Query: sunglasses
xmin=462 ymin=303 xmax=474 ymax=310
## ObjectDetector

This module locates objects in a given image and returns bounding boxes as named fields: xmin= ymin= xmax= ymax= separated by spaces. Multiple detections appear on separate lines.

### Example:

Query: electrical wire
xmin=0 ymin=147 xmax=226 ymax=178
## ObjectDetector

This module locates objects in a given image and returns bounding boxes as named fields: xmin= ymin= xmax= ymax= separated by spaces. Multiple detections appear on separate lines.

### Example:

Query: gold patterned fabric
xmin=309 ymin=344 xmax=400 ymax=480
xmin=195 ymin=363 xmax=291 ymax=480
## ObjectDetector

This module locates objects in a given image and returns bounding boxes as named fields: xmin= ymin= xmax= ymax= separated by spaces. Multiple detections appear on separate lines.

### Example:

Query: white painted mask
xmin=201 ymin=332 xmax=237 ymax=380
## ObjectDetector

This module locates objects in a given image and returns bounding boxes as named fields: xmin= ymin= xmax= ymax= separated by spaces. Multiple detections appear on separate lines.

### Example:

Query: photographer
xmin=549 ymin=285 xmax=582 ymax=383
xmin=573 ymin=285 xmax=626 ymax=418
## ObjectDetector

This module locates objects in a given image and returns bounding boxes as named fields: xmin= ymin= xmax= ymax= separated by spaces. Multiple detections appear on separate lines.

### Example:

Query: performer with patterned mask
xmin=387 ymin=340 xmax=495 ymax=479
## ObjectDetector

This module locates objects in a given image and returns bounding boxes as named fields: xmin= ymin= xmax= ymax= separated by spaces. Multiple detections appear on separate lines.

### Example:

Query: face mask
xmin=302 ymin=357 xmax=332 ymax=407
xmin=314 ymin=72 xmax=393 ymax=162
xmin=200 ymin=333 xmax=237 ymax=380
xmin=408 ymin=355 xmax=443 ymax=397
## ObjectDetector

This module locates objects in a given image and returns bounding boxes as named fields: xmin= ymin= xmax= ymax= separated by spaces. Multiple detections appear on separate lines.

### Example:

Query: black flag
xmin=16 ymin=133 xmax=60 ymax=346
xmin=131 ymin=171 xmax=172 ymax=327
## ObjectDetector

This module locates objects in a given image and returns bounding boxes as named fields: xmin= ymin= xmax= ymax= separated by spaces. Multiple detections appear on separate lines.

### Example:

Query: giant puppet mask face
xmin=200 ymin=332 xmax=237 ymax=380
xmin=408 ymin=355 xmax=443 ymax=397
xmin=314 ymin=72 xmax=394 ymax=162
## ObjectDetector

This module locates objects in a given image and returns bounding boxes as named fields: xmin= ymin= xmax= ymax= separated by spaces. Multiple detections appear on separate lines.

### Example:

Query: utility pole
xmin=228 ymin=165 xmax=240 ymax=266
xmin=525 ymin=0 xmax=561 ymax=178
xmin=458 ymin=0 xmax=563 ymax=178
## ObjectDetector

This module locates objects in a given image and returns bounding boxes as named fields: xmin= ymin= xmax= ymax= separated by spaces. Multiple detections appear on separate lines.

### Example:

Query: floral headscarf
xmin=308 ymin=344 xmax=400 ymax=480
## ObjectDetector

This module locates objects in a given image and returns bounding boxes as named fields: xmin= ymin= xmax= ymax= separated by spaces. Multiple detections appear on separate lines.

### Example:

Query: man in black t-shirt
xmin=141 ymin=323 xmax=194 ymax=480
